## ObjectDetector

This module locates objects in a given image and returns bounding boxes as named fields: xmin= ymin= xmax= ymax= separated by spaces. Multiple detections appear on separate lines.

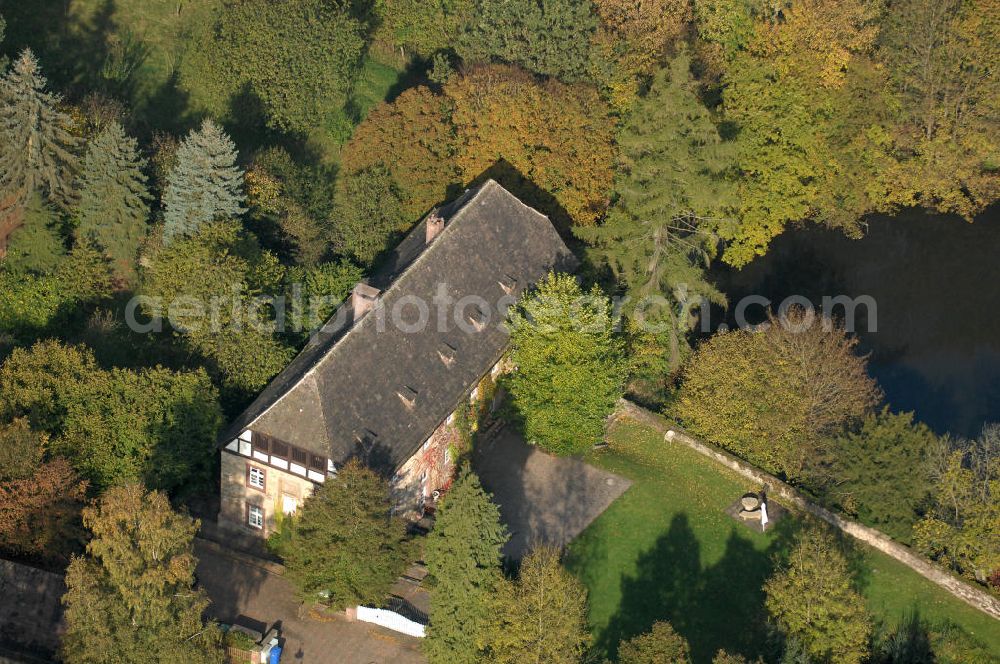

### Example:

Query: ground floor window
xmin=247 ymin=504 xmax=264 ymax=529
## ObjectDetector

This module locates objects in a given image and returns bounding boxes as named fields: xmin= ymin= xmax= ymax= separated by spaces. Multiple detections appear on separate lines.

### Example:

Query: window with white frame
xmin=247 ymin=465 xmax=265 ymax=491
xmin=247 ymin=504 xmax=264 ymax=529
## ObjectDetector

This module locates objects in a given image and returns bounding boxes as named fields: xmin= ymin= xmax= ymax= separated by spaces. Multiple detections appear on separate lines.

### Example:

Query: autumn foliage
xmin=0 ymin=458 xmax=87 ymax=564
xmin=340 ymin=86 xmax=458 ymax=219
xmin=676 ymin=309 xmax=880 ymax=481
xmin=447 ymin=65 xmax=616 ymax=227
xmin=341 ymin=65 xmax=616 ymax=228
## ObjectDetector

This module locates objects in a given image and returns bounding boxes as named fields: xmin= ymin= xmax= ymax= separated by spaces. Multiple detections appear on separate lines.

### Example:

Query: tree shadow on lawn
xmin=597 ymin=513 xmax=801 ymax=663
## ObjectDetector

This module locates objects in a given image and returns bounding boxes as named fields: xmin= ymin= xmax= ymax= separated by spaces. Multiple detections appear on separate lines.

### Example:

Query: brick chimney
xmin=351 ymin=282 xmax=381 ymax=319
xmin=425 ymin=211 xmax=445 ymax=244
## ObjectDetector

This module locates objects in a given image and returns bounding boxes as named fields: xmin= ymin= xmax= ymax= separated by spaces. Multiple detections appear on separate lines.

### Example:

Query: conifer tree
xmin=764 ymin=527 xmax=872 ymax=664
xmin=3 ymin=193 xmax=65 ymax=274
xmin=618 ymin=621 xmax=692 ymax=664
xmin=278 ymin=460 xmax=413 ymax=610
xmin=423 ymin=465 xmax=508 ymax=664
xmin=61 ymin=484 xmax=221 ymax=664
xmin=507 ymin=272 xmax=629 ymax=455
xmin=576 ymin=52 xmax=736 ymax=378
xmin=0 ymin=49 xmax=78 ymax=256
xmin=75 ymin=121 xmax=150 ymax=280
xmin=162 ymin=119 xmax=246 ymax=243
xmin=484 ymin=546 xmax=590 ymax=664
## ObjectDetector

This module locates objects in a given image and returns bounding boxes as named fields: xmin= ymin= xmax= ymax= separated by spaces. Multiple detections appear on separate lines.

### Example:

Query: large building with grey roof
xmin=218 ymin=180 xmax=576 ymax=536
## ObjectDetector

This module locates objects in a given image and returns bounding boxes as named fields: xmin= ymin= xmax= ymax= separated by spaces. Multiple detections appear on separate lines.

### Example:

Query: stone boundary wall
xmin=614 ymin=400 xmax=1000 ymax=621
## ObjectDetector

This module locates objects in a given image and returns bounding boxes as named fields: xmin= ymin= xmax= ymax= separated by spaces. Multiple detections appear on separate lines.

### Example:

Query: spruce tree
xmin=75 ymin=121 xmax=151 ymax=280
xmin=0 ymin=49 xmax=78 ymax=255
xmin=61 ymin=484 xmax=222 ymax=664
xmin=3 ymin=193 xmax=65 ymax=274
xmin=162 ymin=119 xmax=246 ymax=243
xmin=576 ymin=52 xmax=736 ymax=376
xmin=423 ymin=465 xmax=509 ymax=664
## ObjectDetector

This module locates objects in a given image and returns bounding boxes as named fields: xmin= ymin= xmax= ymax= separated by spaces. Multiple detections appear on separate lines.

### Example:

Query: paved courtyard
xmin=472 ymin=427 xmax=632 ymax=558
xmin=194 ymin=540 xmax=425 ymax=664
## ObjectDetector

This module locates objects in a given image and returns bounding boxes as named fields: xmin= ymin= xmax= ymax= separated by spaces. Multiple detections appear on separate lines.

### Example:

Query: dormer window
xmin=397 ymin=385 xmax=418 ymax=409
xmin=355 ymin=429 xmax=379 ymax=446
xmin=438 ymin=341 xmax=457 ymax=367
xmin=498 ymin=274 xmax=518 ymax=295
xmin=467 ymin=305 xmax=487 ymax=332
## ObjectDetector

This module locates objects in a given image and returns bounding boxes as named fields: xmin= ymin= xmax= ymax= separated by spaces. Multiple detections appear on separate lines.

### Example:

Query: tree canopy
xmin=828 ymin=408 xmax=940 ymax=542
xmin=0 ymin=456 xmax=86 ymax=566
xmin=447 ymin=65 xmax=616 ymax=227
xmin=162 ymin=120 xmax=246 ymax=244
xmin=333 ymin=163 xmax=407 ymax=266
xmin=141 ymin=219 xmax=293 ymax=400
xmin=914 ymin=426 xmax=1000 ymax=588
xmin=676 ymin=310 xmax=880 ymax=482
xmin=61 ymin=484 xmax=221 ymax=664
xmin=458 ymin=0 xmax=598 ymax=81
xmin=507 ymin=272 xmax=629 ymax=455
xmin=341 ymin=85 xmax=458 ymax=220
xmin=190 ymin=0 xmax=365 ymax=134
xmin=764 ymin=527 xmax=872 ymax=664
xmin=278 ymin=460 xmax=413 ymax=609
xmin=483 ymin=545 xmax=590 ymax=663
xmin=617 ymin=620 xmax=692 ymax=664
xmin=0 ymin=49 xmax=77 ymax=256
xmin=577 ymin=52 xmax=735 ymax=382
xmin=424 ymin=465 xmax=508 ymax=664
xmin=0 ymin=340 xmax=222 ymax=492
xmin=74 ymin=120 xmax=150 ymax=280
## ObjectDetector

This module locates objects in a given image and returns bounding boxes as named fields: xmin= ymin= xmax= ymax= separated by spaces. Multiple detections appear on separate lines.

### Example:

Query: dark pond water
xmin=713 ymin=206 xmax=1000 ymax=438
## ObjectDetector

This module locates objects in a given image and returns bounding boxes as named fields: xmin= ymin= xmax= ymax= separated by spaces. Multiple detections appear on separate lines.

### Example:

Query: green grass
xmin=565 ymin=418 xmax=1000 ymax=663
xmin=3 ymin=0 xmax=222 ymax=132
xmin=5 ymin=1 xmax=407 ymax=152
xmin=348 ymin=53 xmax=407 ymax=124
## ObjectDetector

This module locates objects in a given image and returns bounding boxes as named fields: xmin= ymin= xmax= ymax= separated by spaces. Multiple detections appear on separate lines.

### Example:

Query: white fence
xmin=355 ymin=606 xmax=427 ymax=638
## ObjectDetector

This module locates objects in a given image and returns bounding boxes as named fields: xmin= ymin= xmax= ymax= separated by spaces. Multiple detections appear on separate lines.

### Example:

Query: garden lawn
xmin=3 ymin=0 xmax=222 ymax=131
xmin=348 ymin=53 xmax=408 ymax=124
xmin=565 ymin=417 xmax=1000 ymax=663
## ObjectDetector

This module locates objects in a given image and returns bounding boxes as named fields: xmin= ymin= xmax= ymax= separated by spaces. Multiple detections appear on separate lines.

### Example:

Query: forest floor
xmin=565 ymin=417 xmax=1000 ymax=663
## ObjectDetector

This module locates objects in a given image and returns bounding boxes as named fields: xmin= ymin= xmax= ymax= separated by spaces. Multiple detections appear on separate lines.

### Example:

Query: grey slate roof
xmin=220 ymin=180 xmax=577 ymax=471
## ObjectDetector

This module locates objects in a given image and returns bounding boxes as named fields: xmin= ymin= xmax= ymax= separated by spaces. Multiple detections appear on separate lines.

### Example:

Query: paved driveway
xmin=472 ymin=428 xmax=632 ymax=559
xmin=194 ymin=540 xmax=425 ymax=664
